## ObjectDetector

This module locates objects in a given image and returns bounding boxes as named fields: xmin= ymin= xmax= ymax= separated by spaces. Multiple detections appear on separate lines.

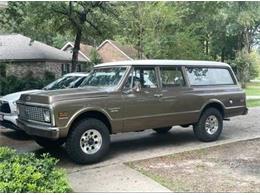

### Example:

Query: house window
xmin=77 ymin=64 xmax=82 ymax=72
xmin=62 ymin=64 xmax=71 ymax=75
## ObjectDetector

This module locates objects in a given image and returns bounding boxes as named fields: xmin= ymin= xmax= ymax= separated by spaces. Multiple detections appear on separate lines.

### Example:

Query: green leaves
xmin=0 ymin=147 xmax=71 ymax=193
xmin=0 ymin=2 xmax=259 ymax=79
xmin=0 ymin=70 xmax=55 ymax=96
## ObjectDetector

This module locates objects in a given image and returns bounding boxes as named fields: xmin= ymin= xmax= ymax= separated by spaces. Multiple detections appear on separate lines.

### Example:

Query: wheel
xmin=66 ymin=118 xmax=110 ymax=164
xmin=34 ymin=137 xmax=65 ymax=149
xmin=153 ymin=127 xmax=172 ymax=134
xmin=193 ymin=108 xmax=223 ymax=142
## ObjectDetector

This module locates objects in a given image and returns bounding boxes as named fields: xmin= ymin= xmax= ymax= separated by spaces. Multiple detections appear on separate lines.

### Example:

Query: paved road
xmin=1 ymin=107 xmax=260 ymax=192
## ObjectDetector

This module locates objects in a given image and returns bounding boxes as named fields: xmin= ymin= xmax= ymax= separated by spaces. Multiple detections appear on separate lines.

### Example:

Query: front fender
xmin=58 ymin=107 xmax=112 ymax=137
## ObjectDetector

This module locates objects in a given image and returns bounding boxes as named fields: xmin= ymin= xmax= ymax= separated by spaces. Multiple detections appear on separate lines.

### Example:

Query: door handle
xmin=154 ymin=94 xmax=163 ymax=97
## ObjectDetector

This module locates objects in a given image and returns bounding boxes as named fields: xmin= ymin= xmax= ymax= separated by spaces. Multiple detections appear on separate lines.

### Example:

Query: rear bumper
xmin=17 ymin=119 xmax=59 ymax=139
xmin=225 ymin=106 xmax=248 ymax=118
xmin=242 ymin=107 xmax=248 ymax=115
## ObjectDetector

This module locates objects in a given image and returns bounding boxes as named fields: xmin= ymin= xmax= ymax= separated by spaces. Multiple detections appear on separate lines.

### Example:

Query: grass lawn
xmin=247 ymin=99 xmax=260 ymax=107
xmin=245 ymin=82 xmax=260 ymax=96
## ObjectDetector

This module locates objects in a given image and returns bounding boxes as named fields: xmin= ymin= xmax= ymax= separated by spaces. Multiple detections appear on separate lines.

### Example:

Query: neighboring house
xmin=97 ymin=39 xmax=146 ymax=63
xmin=0 ymin=34 xmax=87 ymax=79
xmin=61 ymin=42 xmax=94 ymax=62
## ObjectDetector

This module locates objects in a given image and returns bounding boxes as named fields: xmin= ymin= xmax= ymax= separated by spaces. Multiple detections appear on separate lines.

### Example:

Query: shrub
xmin=230 ymin=49 xmax=259 ymax=88
xmin=0 ymin=71 xmax=56 ymax=96
xmin=0 ymin=147 xmax=71 ymax=193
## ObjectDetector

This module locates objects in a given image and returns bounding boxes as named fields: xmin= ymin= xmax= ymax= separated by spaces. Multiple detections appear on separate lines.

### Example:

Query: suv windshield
xmin=80 ymin=67 xmax=127 ymax=87
xmin=44 ymin=76 xmax=81 ymax=90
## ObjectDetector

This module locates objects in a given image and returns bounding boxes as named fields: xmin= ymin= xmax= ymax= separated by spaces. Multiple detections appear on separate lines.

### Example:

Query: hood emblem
xmin=26 ymin=96 xmax=31 ymax=101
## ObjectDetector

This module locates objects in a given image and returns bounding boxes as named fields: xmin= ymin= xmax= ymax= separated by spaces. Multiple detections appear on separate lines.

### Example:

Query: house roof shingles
xmin=0 ymin=34 xmax=87 ymax=62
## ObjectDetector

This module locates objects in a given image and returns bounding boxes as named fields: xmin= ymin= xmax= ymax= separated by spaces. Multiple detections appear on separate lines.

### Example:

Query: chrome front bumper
xmin=17 ymin=119 xmax=59 ymax=139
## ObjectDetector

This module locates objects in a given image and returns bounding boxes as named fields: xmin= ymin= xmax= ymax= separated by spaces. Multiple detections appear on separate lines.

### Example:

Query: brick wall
xmin=45 ymin=62 xmax=63 ymax=78
xmin=98 ymin=43 xmax=129 ymax=63
xmin=5 ymin=61 xmax=64 ymax=79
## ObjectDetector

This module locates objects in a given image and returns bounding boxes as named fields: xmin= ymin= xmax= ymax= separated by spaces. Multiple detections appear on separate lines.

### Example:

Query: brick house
xmin=97 ymin=40 xmax=146 ymax=63
xmin=61 ymin=42 xmax=94 ymax=62
xmin=0 ymin=34 xmax=87 ymax=79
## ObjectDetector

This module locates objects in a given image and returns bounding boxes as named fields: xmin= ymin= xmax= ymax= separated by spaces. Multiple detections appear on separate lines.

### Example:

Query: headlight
xmin=43 ymin=109 xmax=51 ymax=123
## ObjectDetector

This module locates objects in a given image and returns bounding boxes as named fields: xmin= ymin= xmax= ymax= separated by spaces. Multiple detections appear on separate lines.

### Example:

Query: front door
xmin=122 ymin=66 xmax=162 ymax=132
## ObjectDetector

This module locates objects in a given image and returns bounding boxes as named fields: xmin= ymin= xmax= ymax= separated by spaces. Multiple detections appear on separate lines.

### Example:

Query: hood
xmin=0 ymin=90 xmax=43 ymax=103
xmin=19 ymin=87 xmax=114 ymax=104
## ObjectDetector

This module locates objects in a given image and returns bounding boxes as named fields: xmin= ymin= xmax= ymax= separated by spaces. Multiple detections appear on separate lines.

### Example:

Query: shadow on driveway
xmin=1 ymin=129 xmax=32 ymax=141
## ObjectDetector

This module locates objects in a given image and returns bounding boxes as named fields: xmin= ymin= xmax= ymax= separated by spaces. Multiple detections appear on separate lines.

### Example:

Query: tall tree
xmin=0 ymin=1 xmax=116 ymax=72
xmin=49 ymin=1 xmax=114 ymax=71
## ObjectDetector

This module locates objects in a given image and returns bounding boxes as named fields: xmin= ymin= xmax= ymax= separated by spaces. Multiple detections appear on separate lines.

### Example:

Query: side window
xmin=186 ymin=67 xmax=235 ymax=86
xmin=125 ymin=67 xmax=158 ymax=89
xmin=160 ymin=67 xmax=185 ymax=88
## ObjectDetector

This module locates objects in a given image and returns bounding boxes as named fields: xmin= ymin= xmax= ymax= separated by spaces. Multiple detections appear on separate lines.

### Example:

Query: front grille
xmin=18 ymin=104 xmax=50 ymax=123
xmin=0 ymin=101 xmax=11 ymax=113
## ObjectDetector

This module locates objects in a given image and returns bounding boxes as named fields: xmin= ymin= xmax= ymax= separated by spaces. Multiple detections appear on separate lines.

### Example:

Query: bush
xmin=0 ymin=71 xmax=56 ymax=96
xmin=230 ymin=49 xmax=259 ymax=88
xmin=0 ymin=147 xmax=71 ymax=193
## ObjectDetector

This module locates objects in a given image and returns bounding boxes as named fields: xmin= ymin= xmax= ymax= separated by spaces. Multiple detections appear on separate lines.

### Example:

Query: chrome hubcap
xmin=80 ymin=129 xmax=102 ymax=154
xmin=205 ymin=115 xmax=219 ymax=135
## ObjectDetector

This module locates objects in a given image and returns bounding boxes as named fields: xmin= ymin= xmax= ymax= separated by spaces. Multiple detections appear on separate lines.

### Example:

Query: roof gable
xmin=97 ymin=39 xmax=146 ymax=61
xmin=61 ymin=42 xmax=93 ymax=61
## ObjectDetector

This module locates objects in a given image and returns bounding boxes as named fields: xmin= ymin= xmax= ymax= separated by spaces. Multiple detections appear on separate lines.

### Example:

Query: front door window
xmin=125 ymin=67 xmax=158 ymax=90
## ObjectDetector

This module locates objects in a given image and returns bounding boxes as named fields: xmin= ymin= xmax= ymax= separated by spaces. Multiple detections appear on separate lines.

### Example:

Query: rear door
xmin=155 ymin=66 xmax=199 ymax=126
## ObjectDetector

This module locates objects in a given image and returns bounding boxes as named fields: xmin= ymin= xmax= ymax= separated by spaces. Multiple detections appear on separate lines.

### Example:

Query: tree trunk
xmin=221 ymin=48 xmax=225 ymax=62
xmin=71 ymin=28 xmax=82 ymax=72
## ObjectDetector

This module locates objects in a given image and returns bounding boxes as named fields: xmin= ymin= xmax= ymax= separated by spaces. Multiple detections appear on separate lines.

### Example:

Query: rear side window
xmin=160 ymin=67 xmax=185 ymax=87
xmin=186 ymin=67 xmax=235 ymax=86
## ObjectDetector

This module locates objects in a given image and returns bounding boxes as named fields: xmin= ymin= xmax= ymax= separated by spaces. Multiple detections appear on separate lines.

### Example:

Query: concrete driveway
xmin=1 ymin=107 xmax=260 ymax=192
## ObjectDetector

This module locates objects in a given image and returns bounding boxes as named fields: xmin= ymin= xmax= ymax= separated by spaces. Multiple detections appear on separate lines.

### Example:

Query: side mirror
xmin=133 ymin=81 xmax=141 ymax=93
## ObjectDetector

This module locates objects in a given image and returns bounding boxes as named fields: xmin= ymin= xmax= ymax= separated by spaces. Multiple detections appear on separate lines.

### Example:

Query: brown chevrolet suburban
xmin=17 ymin=60 xmax=248 ymax=164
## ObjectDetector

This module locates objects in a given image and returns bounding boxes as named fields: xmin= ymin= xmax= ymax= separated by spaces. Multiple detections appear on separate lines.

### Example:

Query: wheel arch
xmin=199 ymin=99 xmax=225 ymax=119
xmin=67 ymin=108 xmax=112 ymax=135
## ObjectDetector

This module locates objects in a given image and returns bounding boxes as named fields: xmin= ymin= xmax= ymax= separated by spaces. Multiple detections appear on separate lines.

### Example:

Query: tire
xmin=34 ymin=137 xmax=65 ymax=149
xmin=193 ymin=108 xmax=223 ymax=142
xmin=153 ymin=127 xmax=172 ymax=134
xmin=66 ymin=118 xmax=110 ymax=164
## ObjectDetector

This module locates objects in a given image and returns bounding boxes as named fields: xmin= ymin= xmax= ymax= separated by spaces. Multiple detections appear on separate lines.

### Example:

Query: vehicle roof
xmin=63 ymin=72 xmax=89 ymax=77
xmin=94 ymin=60 xmax=230 ymax=68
